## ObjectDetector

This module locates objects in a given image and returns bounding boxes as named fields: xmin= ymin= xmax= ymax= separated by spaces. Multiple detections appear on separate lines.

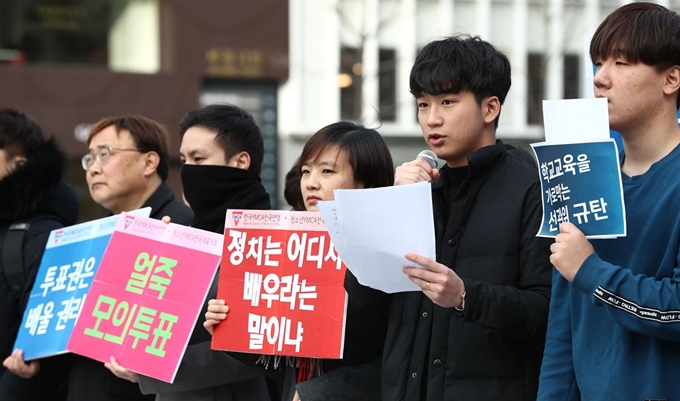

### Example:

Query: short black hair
xmin=300 ymin=121 xmax=394 ymax=189
xmin=410 ymin=34 xmax=512 ymax=128
xmin=0 ymin=108 xmax=45 ymax=158
xmin=591 ymin=2 xmax=680 ymax=109
xmin=179 ymin=104 xmax=264 ymax=176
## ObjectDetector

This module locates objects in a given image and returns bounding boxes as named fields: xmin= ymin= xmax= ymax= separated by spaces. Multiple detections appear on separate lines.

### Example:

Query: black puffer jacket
xmin=0 ymin=138 xmax=79 ymax=400
xmin=349 ymin=142 xmax=553 ymax=401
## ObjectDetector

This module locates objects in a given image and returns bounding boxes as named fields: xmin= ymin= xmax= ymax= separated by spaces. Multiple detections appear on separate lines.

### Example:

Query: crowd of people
xmin=1 ymin=2 xmax=680 ymax=400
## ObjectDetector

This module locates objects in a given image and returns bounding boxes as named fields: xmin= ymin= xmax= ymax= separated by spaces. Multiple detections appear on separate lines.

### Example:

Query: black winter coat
xmin=0 ymin=139 xmax=80 ymax=400
xmin=350 ymin=142 xmax=553 ymax=401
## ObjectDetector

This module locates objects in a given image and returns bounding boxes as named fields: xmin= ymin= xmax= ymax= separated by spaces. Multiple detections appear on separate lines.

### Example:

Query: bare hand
xmin=104 ymin=356 xmax=139 ymax=383
xmin=403 ymin=253 xmax=465 ymax=308
xmin=204 ymin=299 xmax=229 ymax=335
xmin=550 ymin=222 xmax=594 ymax=282
xmin=395 ymin=159 xmax=439 ymax=185
xmin=293 ymin=390 xmax=301 ymax=401
xmin=2 ymin=349 xmax=40 ymax=379
xmin=161 ymin=215 xmax=172 ymax=224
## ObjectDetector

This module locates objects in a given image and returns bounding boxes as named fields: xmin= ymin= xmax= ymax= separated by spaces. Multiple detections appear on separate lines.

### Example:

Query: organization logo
xmin=124 ymin=216 xmax=135 ymax=229
xmin=54 ymin=230 xmax=64 ymax=244
xmin=232 ymin=211 xmax=244 ymax=226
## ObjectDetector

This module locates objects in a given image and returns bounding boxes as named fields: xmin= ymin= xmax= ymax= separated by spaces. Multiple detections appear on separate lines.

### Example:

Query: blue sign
xmin=531 ymin=140 xmax=626 ymax=238
xmin=14 ymin=209 xmax=151 ymax=360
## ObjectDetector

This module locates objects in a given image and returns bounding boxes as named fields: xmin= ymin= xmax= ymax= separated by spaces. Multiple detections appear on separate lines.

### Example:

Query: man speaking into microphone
xmin=348 ymin=35 xmax=553 ymax=401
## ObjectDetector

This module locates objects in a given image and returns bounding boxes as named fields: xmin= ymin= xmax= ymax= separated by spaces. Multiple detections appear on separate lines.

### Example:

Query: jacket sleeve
xmin=458 ymin=183 xmax=552 ymax=341
xmin=137 ymin=340 xmax=265 ymax=394
xmin=536 ymin=270 xmax=581 ymax=401
xmin=295 ymin=359 xmax=381 ymax=401
xmin=572 ymin=252 xmax=680 ymax=341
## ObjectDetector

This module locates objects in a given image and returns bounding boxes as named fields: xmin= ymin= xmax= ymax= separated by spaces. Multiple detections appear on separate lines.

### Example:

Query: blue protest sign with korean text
xmin=531 ymin=140 xmax=626 ymax=238
xmin=14 ymin=209 xmax=151 ymax=360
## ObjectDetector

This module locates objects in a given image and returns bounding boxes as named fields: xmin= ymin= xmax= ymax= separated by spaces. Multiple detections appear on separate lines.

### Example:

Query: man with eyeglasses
xmin=104 ymin=104 xmax=274 ymax=401
xmin=6 ymin=115 xmax=195 ymax=400
xmin=82 ymin=115 xmax=193 ymax=223
xmin=76 ymin=115 xmax=195 ymax=400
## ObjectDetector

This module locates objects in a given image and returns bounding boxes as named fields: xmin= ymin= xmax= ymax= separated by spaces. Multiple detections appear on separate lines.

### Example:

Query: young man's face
xmin=85 ymin=126 xmax=149 ymax=213
xmin=416 ymin=91 xmax=490 ymax=167
xmin=179 ymin=126 xmax=230 ymax=166
xmin=594 ymin=57 xmax=669 ymax=133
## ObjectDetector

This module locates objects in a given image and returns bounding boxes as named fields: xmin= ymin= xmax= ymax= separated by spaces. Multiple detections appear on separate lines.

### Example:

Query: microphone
xmin=417 ymin=150 xmax=438 ymax=169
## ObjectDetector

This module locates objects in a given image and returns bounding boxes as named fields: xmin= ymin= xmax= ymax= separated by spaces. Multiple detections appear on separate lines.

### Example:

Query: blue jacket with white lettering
xmin=538 ymin=144 xmax=680 ymax=400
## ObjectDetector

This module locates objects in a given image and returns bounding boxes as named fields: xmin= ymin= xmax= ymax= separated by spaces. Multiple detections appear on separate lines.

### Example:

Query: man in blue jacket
xmin=538 ymin=3 xmax=680 ymax=400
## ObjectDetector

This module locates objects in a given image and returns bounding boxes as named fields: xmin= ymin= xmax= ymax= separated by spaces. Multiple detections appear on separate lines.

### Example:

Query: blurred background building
xmin=0 ymin=0 xmax=668 ymax=218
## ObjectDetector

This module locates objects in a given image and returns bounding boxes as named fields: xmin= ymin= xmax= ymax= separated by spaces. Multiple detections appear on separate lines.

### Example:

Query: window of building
xmin=340 ymin=46 xmax=362 ymax=121
xmin=563 ymin=54 xmax=580 ymax=100
xmin=340 ymin=46 xmax=398 ymax=122
xmin=527 ymin=52 xmax=581 ymax=125
xmin=527 ymin=53 xmax=546 ymax=125
xmin=379 ymin=48 xmax=397 ymax=122
xmin=0 ymin=0 xmax=159 ymax=73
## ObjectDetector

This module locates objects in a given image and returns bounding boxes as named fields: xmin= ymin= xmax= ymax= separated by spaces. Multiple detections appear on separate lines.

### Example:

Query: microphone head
xmin=417 ymin=150 xmax=438 ymax=169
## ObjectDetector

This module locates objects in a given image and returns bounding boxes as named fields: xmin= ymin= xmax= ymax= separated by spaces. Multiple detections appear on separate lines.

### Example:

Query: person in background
xmin=283 ymin=158 xmax=305 ymax=211
xmin=205 ymin=121 xmax=394 ymax=401
xmin=0 ymin=108 xmax=79 ymax=400
xmin=106 ymin=104 xmax=273 ymax=401
xmin=83 ymin=115 xmax=193 ymax=222
xmin=4 ymin=115 xmax=194 ymax=401
xmin=538 ymin=3 xmax=680 ymax=400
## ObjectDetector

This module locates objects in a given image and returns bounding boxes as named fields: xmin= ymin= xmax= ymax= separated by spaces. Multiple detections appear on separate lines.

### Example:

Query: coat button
xmin=411 ymin=372 xmax=417 ymax=379
xmin=422 ymin=312 xmax=428 ymax=318
xmin=447 ymin=238 xmax=454 ymax=246
xmin=433 ymin=359 xmax=442 ymax=367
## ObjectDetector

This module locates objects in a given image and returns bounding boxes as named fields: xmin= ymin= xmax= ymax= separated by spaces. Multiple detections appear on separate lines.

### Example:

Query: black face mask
xmin=180 ymin=164 xmax=271 ymax=233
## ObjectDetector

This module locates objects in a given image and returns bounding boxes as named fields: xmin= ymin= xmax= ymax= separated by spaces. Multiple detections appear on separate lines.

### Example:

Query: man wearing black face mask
xmin=178 ymin=105 xmax=271 ymax=231
xmin=106 ymin=104 xmax=274 ymax=401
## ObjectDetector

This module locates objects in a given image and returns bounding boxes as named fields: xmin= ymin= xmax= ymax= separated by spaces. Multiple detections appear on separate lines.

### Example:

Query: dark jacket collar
xmin=433 ymin=140 xmax=506 ymax=192
xmin=0 ymin=138 xmax=79 ymax=225
xmin=141 ymin=182 xmax=176 ymax=219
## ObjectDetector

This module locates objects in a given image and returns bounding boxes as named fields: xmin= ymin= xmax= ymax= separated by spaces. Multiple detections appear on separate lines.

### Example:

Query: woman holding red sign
xmin=205 ymin=121 xmax=394 ymax=401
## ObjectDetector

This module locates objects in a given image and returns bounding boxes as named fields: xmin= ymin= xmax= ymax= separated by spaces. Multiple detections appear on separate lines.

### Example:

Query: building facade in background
xmin=1 ymin=0 xmax=671 ymax=213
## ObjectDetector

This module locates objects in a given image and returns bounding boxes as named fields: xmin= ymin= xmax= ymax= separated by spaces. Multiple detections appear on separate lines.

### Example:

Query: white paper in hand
xmin=318 ymin=182 xmax=435 ymax=293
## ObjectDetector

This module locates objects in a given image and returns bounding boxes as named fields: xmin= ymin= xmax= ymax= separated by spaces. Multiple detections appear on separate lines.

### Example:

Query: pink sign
xmin=212 ymin=210 xmax=347 ymax=359
xmin=67 ymin=214 xmax=222 ymax=383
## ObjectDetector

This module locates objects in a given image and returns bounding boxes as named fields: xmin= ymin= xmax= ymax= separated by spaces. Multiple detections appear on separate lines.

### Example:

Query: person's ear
xmin=663 ymin=65 xmax=680 ymax=98
xmin=142 ymin=151 xmax=161 ymax=177
xmin=482 ymin=96 xmax=501 ymax=125
xmin=229 ymin=151 xmax=251 ymax=171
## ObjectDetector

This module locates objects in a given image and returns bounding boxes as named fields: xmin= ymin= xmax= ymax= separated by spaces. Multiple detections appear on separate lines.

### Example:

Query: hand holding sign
xmin=203 ymin=299 xmax=229 ymax=336
xmin=3 ymin=349 xmax=40 ymax=379
xmin=550 ymin=222 xmax=595 ymax=282
xmin=104 ymin=356 xmax=139 ymax=383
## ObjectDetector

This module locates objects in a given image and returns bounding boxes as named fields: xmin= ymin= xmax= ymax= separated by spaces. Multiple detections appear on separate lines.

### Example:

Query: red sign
xmin=212 ymin=210 xmax=347 ymax=359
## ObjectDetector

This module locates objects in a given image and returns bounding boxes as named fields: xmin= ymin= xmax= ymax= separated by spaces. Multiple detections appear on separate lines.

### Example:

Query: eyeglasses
xmin=81 ymin=146 xmax=142 ymax=170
